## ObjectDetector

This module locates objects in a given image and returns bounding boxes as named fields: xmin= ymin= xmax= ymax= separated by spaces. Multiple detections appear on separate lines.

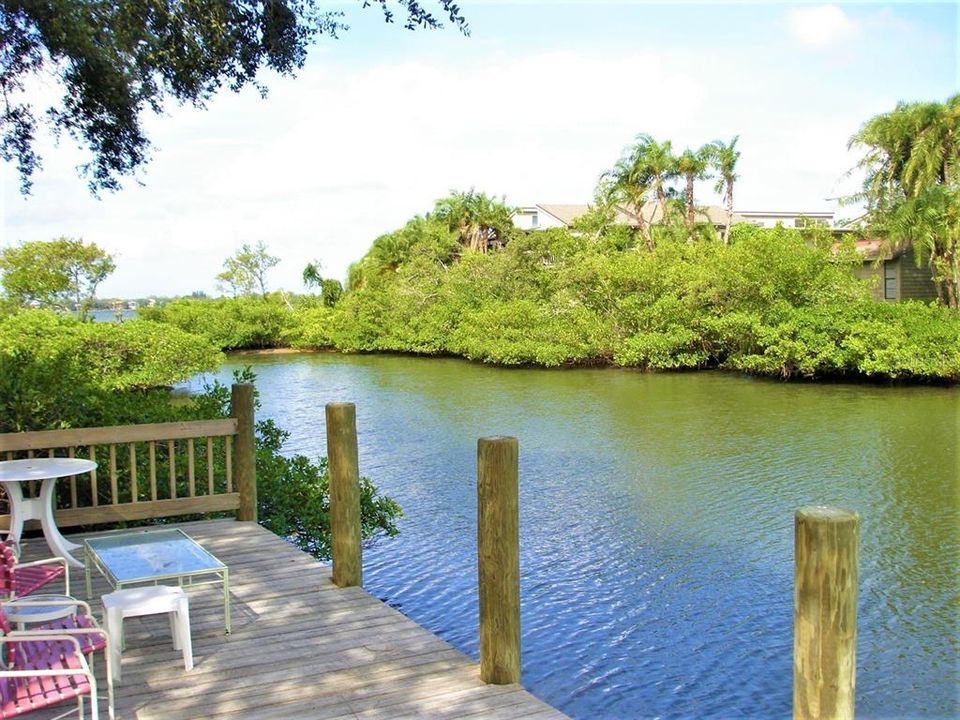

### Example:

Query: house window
xmin=884 ymin=262 xmax=898 ymax=300
xmin=531 ymin=213 xmax=538 ymax=228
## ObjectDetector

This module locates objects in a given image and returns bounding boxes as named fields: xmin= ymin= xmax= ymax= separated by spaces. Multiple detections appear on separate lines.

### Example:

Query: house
xmin=735 ymin=210 xmax=835 ymax=228
xmin=852 ymin=239 xmax=939 ymax=302
xmin=512 ymin=202 xmax=748 ymax=232
xmin=514 ymin=202 xmax=938 ymax=303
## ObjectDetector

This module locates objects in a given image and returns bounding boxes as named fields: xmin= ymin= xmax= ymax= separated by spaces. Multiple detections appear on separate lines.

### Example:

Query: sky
xmin=1 ymin=1 xmax=957 ymax=298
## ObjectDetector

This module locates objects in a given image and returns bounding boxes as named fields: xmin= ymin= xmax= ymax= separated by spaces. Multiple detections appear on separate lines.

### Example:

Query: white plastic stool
xmin=102 ymin=585 xmax=193 ymax=682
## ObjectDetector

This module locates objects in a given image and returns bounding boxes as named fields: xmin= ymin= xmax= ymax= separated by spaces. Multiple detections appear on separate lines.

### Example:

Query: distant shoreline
xmin=218 ymin=346 xmax=958 ymax=386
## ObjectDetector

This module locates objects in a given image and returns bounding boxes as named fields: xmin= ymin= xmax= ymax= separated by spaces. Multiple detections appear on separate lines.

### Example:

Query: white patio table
xmin=0 ymin=457 xmax=95 ymax=567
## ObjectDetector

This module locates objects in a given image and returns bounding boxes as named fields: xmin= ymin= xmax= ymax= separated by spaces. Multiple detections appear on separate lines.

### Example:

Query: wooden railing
xmin=0 ymin=383 xmax=257 ymax=528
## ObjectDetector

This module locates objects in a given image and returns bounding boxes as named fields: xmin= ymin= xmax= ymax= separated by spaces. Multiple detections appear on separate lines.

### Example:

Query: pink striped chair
xmin=0 ymin=601 xmax=112 ymax=719
xmin=0 ymin=633 xmax=99 ymax=719
xmin=0 ymin=543 xmax=69 ymax=601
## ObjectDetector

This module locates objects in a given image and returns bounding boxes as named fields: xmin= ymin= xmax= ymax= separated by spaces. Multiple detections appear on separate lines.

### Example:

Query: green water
xmin=200 ymin=354 xmax=959 ymax=718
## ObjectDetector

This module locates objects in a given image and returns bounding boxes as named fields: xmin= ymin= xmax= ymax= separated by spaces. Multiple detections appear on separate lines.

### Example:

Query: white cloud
xmin=3 ymin=6 xmax=930 ymax=300
xmin=787 ymin=5 xmax=860 ymax=48
xmin=3 ymin=49 xmax=709 ymax=297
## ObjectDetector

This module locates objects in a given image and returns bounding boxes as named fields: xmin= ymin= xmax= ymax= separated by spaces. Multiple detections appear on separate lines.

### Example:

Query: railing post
xmin=325 ymin=403 xmax=362 ymax=588
xmin=477 ymin=436 xmax=521 ymax=685
xmin=231 ymin=384 xmax=257 ymax=522
xmin=794 ymin=506 xmax=859 ymax=720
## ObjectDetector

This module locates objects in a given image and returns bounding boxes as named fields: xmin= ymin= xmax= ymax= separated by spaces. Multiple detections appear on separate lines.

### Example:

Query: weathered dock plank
xmin=18 ymin=519 xmax=566 ymax=720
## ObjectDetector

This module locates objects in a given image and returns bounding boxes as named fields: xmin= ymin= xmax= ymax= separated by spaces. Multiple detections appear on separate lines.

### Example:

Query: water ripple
xmin=202 ymin=355 xmax=959 ymax=720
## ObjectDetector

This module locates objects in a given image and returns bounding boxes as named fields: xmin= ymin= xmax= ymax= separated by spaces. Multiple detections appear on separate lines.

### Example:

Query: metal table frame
xmin=83 ymin=529 xmax=230 ymax=634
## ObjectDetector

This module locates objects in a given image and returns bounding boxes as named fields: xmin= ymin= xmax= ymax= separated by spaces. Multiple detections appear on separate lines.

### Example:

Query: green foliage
xmin=431 ymin=189 xmax=516 ymax=254
xmin=136 ymin=198 xmax=959 ymax=382
xmin=449 ymin=298 xmax=602 ymax=366
xmin=0 ymin=310 xmax=222 ymax=431
xmin=0 ymin=318 xmax=402 ymax=559
xmin=0 ymin=237 xmax=115 ymax=319
xmin=847 ymin=94 xmax=959 ymax=308
xmin=255 ymin=418 xmax=401 ymax=559
xmin=1 ymin=1 xmax=468 ymax=193
xmin=217 ymin=241 xmax=280 ymax=297
xmin=302 ymin=261 xmax=343 ymax=307
xmin=297 ymin=215 xmax=958 ymax=381
xmin=728 ymin=303 xmax=960 ymax=380
xmin=140 ymin=295 xmax=296 ymax=349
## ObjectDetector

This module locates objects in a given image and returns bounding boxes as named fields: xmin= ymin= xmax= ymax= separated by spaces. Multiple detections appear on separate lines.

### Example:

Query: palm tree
xmin=675 ymin=146 xmax=713 ymax=242
xmin=633 ymin=134 xmax=676 ymax=224
xmin=601 ymin=156 xmax=655 ymax=250
xmin=848 ymin=94 xmax=959 ymax=307
xmin=709 ymin=136 xmax=740 ymax=244
xmin=600 ymin=134 xmax=676 ymax=251
xmin=432 ymin=190 xmax=513 ymax=253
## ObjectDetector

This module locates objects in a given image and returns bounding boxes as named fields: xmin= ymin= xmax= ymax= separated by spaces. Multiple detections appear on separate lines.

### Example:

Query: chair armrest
xmin=13 ymin=556 xmax=69 ymax=571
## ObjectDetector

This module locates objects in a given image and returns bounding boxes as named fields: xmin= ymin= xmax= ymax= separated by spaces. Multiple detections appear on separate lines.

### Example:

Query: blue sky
xmin=1 ymin=1 xmax=957 ymax=298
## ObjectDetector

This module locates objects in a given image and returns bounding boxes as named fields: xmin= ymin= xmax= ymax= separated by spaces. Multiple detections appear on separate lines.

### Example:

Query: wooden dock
xmin=21 ymin=519 xmax=567 ymax=720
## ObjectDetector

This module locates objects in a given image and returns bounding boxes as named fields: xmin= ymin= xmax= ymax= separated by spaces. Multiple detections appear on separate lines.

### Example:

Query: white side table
xmin=101 ymin=586 xmax=193 ymax=682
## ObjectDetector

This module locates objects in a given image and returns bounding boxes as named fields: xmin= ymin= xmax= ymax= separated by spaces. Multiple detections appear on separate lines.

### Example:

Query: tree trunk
xmin=723 ymin=182 xmax=734 ymax=245
xmin=634 ymin=206 xmax=653 ymax=252
xmin=949 ymin=248 xmax=959 ymax=310
xmin=468 ymin=226 xmax=487 ymax=254
xmin=686 ymin=173 xmax=696 ymax=242
xmin=656 ymin=186 xmax=668 ymax=225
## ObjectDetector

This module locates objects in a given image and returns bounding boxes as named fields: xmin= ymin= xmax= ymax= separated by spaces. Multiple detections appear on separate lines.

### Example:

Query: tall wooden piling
xmin=794 ymin=506 xmax=859 ymax=720
xmin=231 ymin=383 xmax=257 ymax=522
xmin=477 ymin=436 xmax=521 ymax=685
xmin=326 ymin=403 xmax=362 ymax=588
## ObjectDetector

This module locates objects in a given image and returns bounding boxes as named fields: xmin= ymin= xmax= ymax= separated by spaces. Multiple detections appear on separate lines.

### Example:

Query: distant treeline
xmin=138 ymin=217 xmax=960 ymax=383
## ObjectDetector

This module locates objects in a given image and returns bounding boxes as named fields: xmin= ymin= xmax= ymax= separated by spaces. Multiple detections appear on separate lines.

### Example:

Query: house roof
xmin=737 ymin=210 xmax=833 ymax=218
xmin=536 ymin=202 xmax=747 ymax=228
xmin=850 ymin=238 xmax=909 ymax=262
xmin=536 ymin=204 xmax=592 ymax=225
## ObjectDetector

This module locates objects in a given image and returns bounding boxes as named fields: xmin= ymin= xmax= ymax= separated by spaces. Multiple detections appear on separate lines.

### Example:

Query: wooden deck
xmin=20 ymin=519 xmax=567 ymax=720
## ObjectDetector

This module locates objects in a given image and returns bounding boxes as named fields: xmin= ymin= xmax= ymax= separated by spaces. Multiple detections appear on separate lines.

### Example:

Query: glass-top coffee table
xmin=84 ymin=529 xmax=230 ymax=633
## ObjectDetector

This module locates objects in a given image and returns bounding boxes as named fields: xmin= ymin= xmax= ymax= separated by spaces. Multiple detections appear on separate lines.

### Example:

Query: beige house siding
xmin=854 ymin=264 xmax=884 ymax=301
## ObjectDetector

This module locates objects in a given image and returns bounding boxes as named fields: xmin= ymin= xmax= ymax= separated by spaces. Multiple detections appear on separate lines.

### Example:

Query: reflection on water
xmin=192 ymin=353 xmax=959 ymax=719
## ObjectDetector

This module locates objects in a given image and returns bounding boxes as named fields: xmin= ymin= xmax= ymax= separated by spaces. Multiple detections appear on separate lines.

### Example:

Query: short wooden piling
xmin=794 ymin=506 xmax=859 ymax=720
xmin=326 ymin=403 xmax=362 ymax=588
xmin=231 ymin=383 xmax=257 ymax=522
xmin=477 ymin=436 xmax=521 ymax=685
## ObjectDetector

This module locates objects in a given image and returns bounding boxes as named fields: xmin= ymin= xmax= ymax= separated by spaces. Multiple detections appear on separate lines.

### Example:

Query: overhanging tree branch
xmin=0 ymin=0 xmax=469 ymax=195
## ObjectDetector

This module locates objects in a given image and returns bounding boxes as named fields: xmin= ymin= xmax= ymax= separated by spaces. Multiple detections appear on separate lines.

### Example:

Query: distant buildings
xmin=512 ymin=203 xmax=835 ymax=232
xmin=734 ymin=210 xmax=834 ymax=229
xmin=512 ymin=203 xmax=939 ymax=302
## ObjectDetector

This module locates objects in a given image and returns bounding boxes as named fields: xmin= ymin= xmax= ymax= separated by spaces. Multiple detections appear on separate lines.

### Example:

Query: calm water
xmin=193 ymin=353 xmax=958 ymax=719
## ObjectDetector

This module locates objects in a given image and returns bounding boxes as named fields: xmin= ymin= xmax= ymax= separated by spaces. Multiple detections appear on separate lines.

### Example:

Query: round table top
xmin=3 ymin=594 xmax=78 ymax=623
xmin=0 ymin=457 xmax=97 ymax=482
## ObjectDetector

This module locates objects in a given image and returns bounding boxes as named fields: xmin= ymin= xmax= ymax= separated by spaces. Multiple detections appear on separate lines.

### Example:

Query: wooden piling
xmin=794 ymin=506 xmax=859 ymax=720
xmin=231 ymin=384 xmax=257 ymax=522
xmin=477 ymin=436 xmax=521 ymax=685
xmin=326 ymin=403 xmax=362 ymax=588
